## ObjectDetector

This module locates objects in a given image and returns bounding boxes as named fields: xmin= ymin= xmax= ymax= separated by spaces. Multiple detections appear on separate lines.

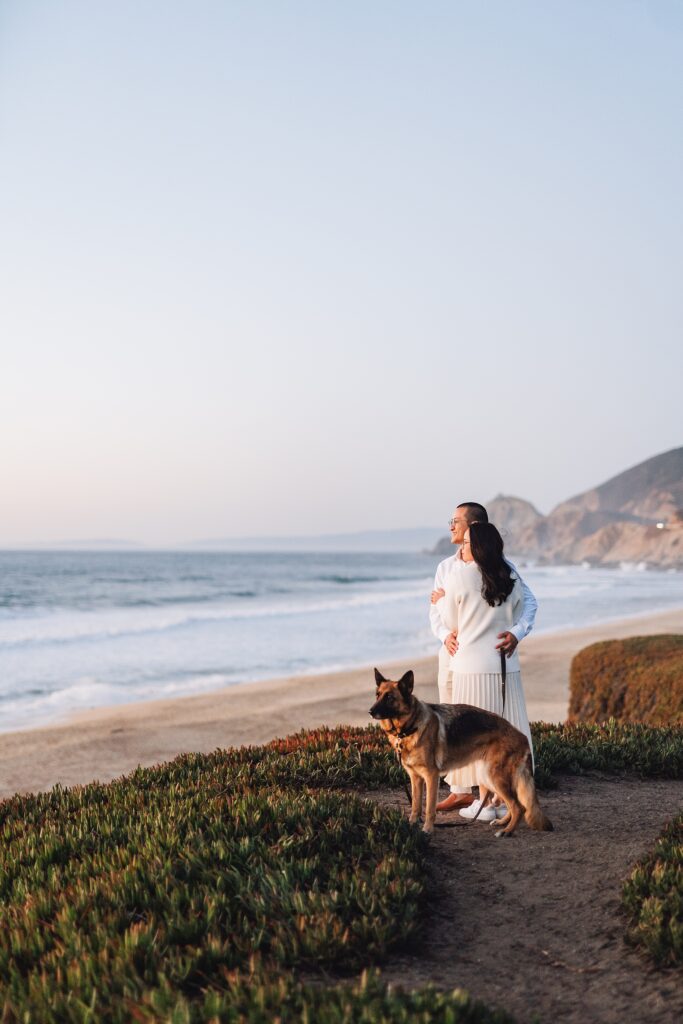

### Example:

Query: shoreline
xmin=4 ymin=600 xmax=683 ymax=740
xmin=0 ymin=606 xmax=681 ymax=801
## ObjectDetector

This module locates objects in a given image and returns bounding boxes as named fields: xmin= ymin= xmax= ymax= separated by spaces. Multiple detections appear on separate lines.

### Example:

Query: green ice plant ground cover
xmin=126 ymin=718 xmax=682 ymax=795
xmin=530 ymin=720 xmax=683 ymax=787
xmin=0 ymin=746 xmax=508 ymax=1023
xmin=622 ymin=812 xmax=683 ymax=968
xmin=0 ymin=721 xmax=681 ymax=1021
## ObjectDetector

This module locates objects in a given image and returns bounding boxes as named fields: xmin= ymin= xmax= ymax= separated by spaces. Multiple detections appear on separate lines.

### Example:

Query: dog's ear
xmin=398 ymin=670 xmax=414 ymax=697
xmin=374 ymin=667 xmax=386 ymax=685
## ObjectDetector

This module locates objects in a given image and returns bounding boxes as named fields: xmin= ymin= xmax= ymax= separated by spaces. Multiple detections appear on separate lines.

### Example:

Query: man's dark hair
xmin=457 ymin=502 xmax=488 ymax=526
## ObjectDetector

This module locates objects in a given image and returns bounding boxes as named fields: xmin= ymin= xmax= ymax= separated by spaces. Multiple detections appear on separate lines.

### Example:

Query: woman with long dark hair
xmin=436 ymin=521 xmax=534 ymax=820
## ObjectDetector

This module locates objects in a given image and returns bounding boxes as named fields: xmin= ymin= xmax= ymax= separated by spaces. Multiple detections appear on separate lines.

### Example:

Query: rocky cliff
xmin=432 ymin=447 xmax=683 ymax=568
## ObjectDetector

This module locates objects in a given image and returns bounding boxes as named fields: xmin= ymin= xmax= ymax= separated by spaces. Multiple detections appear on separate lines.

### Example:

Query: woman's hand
xmin=431 ymin=588 xmax=445 ymax=605
xmin=496 ymin=631 xmax=518 ymax=657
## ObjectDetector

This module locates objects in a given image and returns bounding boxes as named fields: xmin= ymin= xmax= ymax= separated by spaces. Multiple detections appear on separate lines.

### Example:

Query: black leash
xmin=500 ymin=647 xmax=507 ymax=713
xmin=389 ymin=714 xmax=419 ymax=804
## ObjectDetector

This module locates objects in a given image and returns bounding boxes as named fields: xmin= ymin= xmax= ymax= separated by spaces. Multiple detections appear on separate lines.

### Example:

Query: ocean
xmin=0 ymin=550 xmax=681 ymax=733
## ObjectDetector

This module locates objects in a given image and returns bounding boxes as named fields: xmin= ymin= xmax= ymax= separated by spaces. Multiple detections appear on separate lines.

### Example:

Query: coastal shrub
xmin=531 ymin=720 xmax=683 ymax=788
xmin=1 ymin=722 xmax=681 ymax=1019
xmin=220 ymin=724 xmax=407 ymax=790
xmin=0 ymin=740 xmax=514 ymax=1023
xmin=131 ymin=969 xmax=514 ymax=1023
xmin=258 ymin=721 xmax=683 ymax=789
xmin=569 ymin=635 xmax=683 ymax=726
xmin=622 ymin=812 xmax=683 ymax=967
xmin=209 ymin=721 xmax=683 ymax=792
xmin=0 ymin=784 xmax=426 ymax=1021
xmin=109 ymin=720 xmax=681 ymax=795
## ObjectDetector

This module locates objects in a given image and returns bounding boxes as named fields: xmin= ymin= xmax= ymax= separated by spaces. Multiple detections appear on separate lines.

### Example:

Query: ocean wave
xmin=0 ymin=679 xmax=127 ymax=732
xmin=0 ymin=671 xmax=244 ymax=731
xmin=115 ymin=589 xmax=261 ymax=607
xmin=0 ymin=584 xmax=430 ymax=651
xmin=315 ymin=574 xmax=386 ymax=584
xmin=0 ymin=590 xmax=267 ymax=613
xmin=0 ymin=637 xmax=439 ymax=733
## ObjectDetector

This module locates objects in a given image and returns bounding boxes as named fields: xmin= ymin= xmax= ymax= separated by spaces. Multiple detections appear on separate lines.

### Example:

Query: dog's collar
xmin=389 ymin=706 xmax=419 ymax=739
xmin=397 ymin=722 xmax=418 ymax=738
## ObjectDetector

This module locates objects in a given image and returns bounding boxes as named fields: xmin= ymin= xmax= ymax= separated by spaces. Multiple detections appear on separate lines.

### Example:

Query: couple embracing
xmin=429 ymin=501 xmax=537 ymax=820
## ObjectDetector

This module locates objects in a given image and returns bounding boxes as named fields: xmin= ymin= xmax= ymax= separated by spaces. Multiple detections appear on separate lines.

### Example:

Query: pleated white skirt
xmin=445 ymin=671 xmax=534 ymax=791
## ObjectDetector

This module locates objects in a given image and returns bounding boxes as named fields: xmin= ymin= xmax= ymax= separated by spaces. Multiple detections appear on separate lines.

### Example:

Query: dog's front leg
xmin=423 ymin=770 xmax=439 ymax=833
xmin=407 ymin=769 xmax=424 ymax=825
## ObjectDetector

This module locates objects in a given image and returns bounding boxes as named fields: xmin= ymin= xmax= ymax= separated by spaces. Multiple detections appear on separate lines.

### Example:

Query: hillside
xmin=0 ymin=723 xmax=681 ymax=1022
xmin=433 ymin=447 xmax=683 ymax=567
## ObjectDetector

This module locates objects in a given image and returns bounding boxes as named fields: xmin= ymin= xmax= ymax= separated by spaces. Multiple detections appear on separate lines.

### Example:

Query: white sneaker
xmin=459 ymin=799 xmax=497 ymax=822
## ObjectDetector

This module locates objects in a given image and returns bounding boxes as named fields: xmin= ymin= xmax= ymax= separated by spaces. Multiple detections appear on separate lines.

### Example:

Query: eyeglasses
xmin=448 ymin=518 xmax=466 ymax=528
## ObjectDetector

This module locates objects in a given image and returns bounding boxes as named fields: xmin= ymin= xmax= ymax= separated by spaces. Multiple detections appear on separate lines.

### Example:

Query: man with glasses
xmin=429 ymin=501 xmax=538 ymax=811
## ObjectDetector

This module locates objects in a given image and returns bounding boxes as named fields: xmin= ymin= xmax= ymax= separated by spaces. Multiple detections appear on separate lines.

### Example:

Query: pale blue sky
xmin=1 ymin=1 xmax=681 ymax=544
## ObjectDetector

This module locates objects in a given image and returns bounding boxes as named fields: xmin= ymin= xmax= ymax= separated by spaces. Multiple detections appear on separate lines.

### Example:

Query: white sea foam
xmin=0 ymin=672 xmax=244 ymax=734
xmin=0 ymin=582 xmax=432 ymax=651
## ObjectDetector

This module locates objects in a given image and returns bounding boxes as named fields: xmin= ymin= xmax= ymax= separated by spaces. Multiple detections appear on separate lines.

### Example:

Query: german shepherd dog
xmin=370 ymin=668 xmax=553 ymax=836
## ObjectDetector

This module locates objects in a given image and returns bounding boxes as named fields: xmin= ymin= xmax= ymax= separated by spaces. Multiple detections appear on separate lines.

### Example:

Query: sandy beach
xmin=0 ymin=607 xmax=680 ymax=801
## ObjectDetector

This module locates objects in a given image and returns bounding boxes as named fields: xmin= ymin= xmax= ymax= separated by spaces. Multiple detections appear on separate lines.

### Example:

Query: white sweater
xmin=429 ymin=550 xmax=537 ymax=645
xmin=437 ymin=559 xmax=524 ymax=674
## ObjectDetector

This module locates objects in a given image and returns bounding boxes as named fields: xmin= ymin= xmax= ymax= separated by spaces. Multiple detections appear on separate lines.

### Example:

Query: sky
xmin=1 ymin=1 xmax=681 ymax=545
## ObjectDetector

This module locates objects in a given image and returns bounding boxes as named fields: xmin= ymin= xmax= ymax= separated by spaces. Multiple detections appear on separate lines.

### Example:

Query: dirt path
xmin=370 ymin=775 xmax=683 ymax=1024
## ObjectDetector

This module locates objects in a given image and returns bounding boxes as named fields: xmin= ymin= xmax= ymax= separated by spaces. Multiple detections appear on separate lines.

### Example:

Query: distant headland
xmin=432 ymin=447 xmax=683 ymax=569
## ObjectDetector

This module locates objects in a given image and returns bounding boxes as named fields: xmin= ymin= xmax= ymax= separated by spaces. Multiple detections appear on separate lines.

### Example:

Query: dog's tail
xmin=516 ymin=752 xmax=553 ymax=832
